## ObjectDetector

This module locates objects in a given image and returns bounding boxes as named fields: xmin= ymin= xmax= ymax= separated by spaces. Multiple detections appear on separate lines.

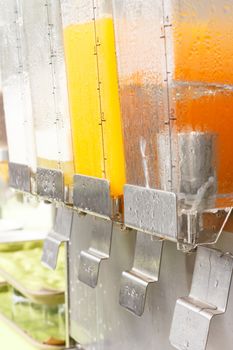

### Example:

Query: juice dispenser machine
xmin=22 ymin=0 xmax=74 ymax=203
xmin=112 ymin=0 xmax=233 ymax=349
xmin=1 ymin=0 xmax=233 ymax=350
xmin=60 ymin=0 xmax=126 ymax=289
xmin=0 ymin=0 xmax=36 ymax=193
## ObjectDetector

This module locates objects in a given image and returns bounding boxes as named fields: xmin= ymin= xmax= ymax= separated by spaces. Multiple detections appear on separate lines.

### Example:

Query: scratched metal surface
xmin=68 ymin=213 xmax=233 ymax=350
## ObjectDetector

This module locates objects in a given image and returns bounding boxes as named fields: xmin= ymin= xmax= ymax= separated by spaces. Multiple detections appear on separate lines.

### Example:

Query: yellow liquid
xmin=37 ymin=158 xmax=74 ymax=186
xmin=0 ymin=162 xmax=8 ymax=183
xmin=64 ymin=17 xmax=125 ymax=197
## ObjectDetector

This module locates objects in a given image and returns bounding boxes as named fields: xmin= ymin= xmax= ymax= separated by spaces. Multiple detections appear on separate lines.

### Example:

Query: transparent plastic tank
xmin=22 ymin=0 xmax=74 ymax=186
xmin=0 ymin=0 xmax=36 ymax=172
xmin=0 ymin=73 xmax=8 ymax=183
xmin=61 ymin=0 xmax=125 ymax=197
xmin=112 ymin=0 xmax=233 ymax=211
xmin=0 ymin=80 xmax=7 ymax=150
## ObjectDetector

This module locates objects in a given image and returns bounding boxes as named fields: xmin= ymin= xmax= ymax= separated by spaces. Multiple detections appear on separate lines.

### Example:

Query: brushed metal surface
xmin=42 ymin=206 xmax=73 ymax=269
xmin=178 ymin=132 xmax=217 ymax=200
xmin=170 ymin=246 xmax=233 ymax=350
xmin=37 ymin=167 xmax=64 ymax=202
xmin=73 ymin=175 xmax=120 ymax=219
xmin=119 ymin=232 xmax=163 ymax=316
xmin=78 ymin=216 xmax=113 ymax=288
xmin=124 ymin=184 xmax=177 ymax=240
xmin=9 ymin=162 xmax=31 ymax=193
xmin=68 ymin=214 xmax=233 ymax=350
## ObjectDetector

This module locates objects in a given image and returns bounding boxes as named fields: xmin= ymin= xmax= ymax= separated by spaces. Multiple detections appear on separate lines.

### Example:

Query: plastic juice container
xmin=173 ymin=20 xmax=233 ymax=196
xmin=112 ymin=0 xmax=233 ymax=208
xmin=0 ymin=0 xmax=36 ymax=175
xmin=22 ymin=0 xmax=74 ymax=186
xmin=0 ymin=93 xmax=8 ymax=183
xmin=62 ymin=1 xmax=125 ymax=197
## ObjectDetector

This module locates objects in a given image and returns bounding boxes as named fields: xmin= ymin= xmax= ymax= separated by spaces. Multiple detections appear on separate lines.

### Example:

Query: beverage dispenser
xmin=61 ymin=0 xmax=125 ymax=200
xmin=60 ymin=0 xmax=126 ymax=288
xmin=0 ymin=0 xmax=36 ymax=193
xmin=112 ymin=0 xmax=233 ymax=252
xmin=22 ymin=0 xmax=74 ymax=202
xmin=112 ymin=0 xmax=233 ymax=316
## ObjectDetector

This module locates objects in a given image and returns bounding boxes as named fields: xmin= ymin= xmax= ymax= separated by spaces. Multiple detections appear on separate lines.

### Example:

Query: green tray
xmin=0 ymin=245 xmax=65 ymax=305
xmin=0 ymin=284 xmax=65 ymax=349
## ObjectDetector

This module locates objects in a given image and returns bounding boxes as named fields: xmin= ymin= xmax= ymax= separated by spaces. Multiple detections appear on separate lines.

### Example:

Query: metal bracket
xmin=170 ymin=246 xmax=233 ymax=350
xmin=73 ymin=174 xmax=121 ymax=219
xmin=119 ymin=231 xmax=163 ymax=316
xmin=78 ymin=215 xmax=113 ymax=288
xmin=124 ymin=184 xmax=232 ymax=252
xmin=41 ymin=206 xmax=73 ymax=270
xmin=124 ymin=184 xmax=177 ymax=240
xmin=37 ymin=167 xmax=64 ymax=202
xmin=9 ymin=162 xmax=31 ymax=192
xmin=178 ymin=208 xmax=233 ymax=252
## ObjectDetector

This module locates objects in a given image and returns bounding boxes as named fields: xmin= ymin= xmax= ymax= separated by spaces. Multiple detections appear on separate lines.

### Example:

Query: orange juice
xmin=174 ymin=22 xmax=233 ymax=85
xmin=0 ymin=162 xmax=8 ymax=183
xmin=63 ymin=17 xmax=125 ymax=197
xmin=174 ymin=21 xmax=233 ymax=195
xmin=116 ymin=17 xmax=233 ymax=200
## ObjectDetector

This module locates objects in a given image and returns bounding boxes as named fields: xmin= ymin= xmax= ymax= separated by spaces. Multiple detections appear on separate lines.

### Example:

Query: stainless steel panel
xmin=170 ymin=246 xmax=233 ymax=350
xmin=119 ymin=232 xmax=163 ymax=316
xmin=78 ymin=216 xmax=113 ymax=288
xmin=73 ymin=175 xmax=113 ymax=218
xmin=9 ymin=162 xmax=31 ymax=193
xmin=37 ymin=167 xmax=64 ymax=202
xmin=124 ymin=184 xmax=177 ymax=240
xmin=68 ymin=215 xmax=233 ymax=349
xmin=42 ymin=206 xmax=73 ymax=269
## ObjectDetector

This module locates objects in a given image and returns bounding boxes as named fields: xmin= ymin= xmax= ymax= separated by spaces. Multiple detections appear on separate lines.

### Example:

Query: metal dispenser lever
xmin=37 ymin=168 xmax=64 ymax=202
xmin=9 ymin=162 xmax=31 ymax=193
xmin=74 ymin=175 xmax=118 ymax=288
xmin=119 ymin=232 xmax=163 ymax=316
xmin=73 ymin=175 xmax=116 ymax=218
xmin=124 ymin=184 xmax=178 ymax=241
xmin=41 ymin=206 xmax=73 ymax=270
xmin=78 ymin=215 xmax=113 ymax=288
xmin=120 ymin=184 xmax=173 ymax=316
xmin=170 ymin=246 xmax=233 ymax=350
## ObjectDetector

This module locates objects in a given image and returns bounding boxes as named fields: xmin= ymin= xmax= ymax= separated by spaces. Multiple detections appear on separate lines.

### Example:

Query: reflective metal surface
xmin=37 ymin=168 xmax=64 ymax=202
xmin=68 ymin=215 xmax=233 ymax=350
xmin=42 ymin=206 xmax=73 ymax=269
xmin=177 ymin=132 xmax=217 ymax=202
xmin=78 ymin=216 xmax=113 ymax=288
xmin=124 ymin=184 xmax=177 ymax=240
xmin=119 ymin=232 xmax=163 ymax=316
xmin=9 ymin=162 xmax=31 ymax=193
xmin=124 ymin=184 xmax=232 ymax=252
xmin=170 ymin=246 xmax=233 ymax=350
xmin=178 ymin=208 xmax=232 ymax=251
xmin=73 ymin=175 xmax=121 ymax=219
